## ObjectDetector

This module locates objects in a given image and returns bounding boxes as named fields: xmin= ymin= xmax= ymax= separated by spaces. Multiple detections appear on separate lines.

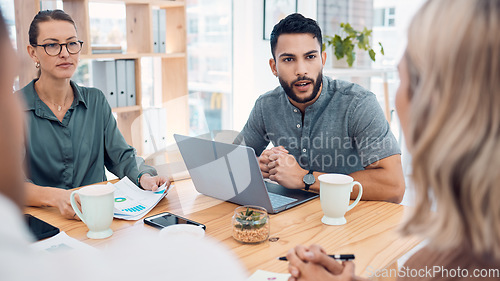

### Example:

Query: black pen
xmin=278 ymin=254 xmax=355 ymax=261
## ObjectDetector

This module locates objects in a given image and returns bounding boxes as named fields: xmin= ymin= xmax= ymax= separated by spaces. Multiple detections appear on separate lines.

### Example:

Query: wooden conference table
xmin=25 ymin=179 xmax=421 ymax=278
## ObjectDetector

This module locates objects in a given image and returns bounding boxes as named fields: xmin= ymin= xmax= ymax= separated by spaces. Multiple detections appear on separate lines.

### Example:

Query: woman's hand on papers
xmin=139 ymin=174 xmax=170 ymax=192
xmin=286 ymin=244 xmax=359 ymax=281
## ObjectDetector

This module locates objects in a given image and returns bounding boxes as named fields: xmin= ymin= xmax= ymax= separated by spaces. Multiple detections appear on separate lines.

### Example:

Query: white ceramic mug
xmin=70 ymin=184 xmax=115 ymax=239
xmin=318 ymin=174 xmax=363 ymax=226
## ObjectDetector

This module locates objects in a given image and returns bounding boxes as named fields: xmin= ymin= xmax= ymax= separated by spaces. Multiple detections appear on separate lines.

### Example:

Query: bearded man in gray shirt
xmin=236 ymin=13 xmax=405 ymax=203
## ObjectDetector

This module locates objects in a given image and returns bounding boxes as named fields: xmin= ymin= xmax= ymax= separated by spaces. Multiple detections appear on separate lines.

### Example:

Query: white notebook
xmin=247 ymin=270 xmax=291 ymax=281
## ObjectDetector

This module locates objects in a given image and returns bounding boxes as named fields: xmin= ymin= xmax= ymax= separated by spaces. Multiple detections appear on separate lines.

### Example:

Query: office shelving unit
xmin=14 ymin=0 xmax=188 ymax=155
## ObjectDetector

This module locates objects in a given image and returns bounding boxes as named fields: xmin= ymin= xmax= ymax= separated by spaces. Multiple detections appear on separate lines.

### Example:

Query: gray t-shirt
xmin=236 ymin=75 xmax=400 ymax=175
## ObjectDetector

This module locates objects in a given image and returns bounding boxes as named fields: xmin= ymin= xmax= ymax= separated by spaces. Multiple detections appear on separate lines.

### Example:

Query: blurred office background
xmin=2 ymin=0 xmax=425 ymax=201
xmin=1 ymin=0 xmax=425 ymax=137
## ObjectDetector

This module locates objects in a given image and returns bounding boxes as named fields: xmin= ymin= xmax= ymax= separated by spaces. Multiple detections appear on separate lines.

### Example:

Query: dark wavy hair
xmin=270 ymin=13 xmax=322 ymax=59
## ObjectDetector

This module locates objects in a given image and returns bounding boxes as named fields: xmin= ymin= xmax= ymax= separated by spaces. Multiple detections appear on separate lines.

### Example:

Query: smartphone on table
xmin=144 ymin=212 xmax=206 ymax=230
xmin=24 ymin=214 xmax=60 ymax=241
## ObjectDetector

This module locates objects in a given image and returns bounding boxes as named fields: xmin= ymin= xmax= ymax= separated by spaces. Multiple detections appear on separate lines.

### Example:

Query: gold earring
xmin=35 ymin=62 xmax=40 ymax=68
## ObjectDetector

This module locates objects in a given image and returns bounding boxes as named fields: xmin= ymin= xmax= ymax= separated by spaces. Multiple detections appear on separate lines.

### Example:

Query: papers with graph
xmin=31 ymin=232 xmax=97 ymax=253
xmin=111 ymin=177 xmax=172 ymax=220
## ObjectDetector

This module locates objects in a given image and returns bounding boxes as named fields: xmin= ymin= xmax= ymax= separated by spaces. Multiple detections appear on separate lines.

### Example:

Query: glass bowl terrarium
xmin=232 ymin=205 xmax=270 ymax=244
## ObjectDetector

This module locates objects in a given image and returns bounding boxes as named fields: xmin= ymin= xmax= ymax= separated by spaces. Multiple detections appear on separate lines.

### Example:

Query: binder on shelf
xmin=92 ymin=60 xmax=118 ymax=108
xmin=91 ymin=44 xmax=122 ymax=54
xmin=157 ymin=107 xmax=167 ymax=150
xmin=142 ymin=108 xmax=167 ymax=155
xmin=152 ymin=9 xmax=166 ymax=53
xmin=125 ymin=60 xmax=136 ymax=106
xmin=158 ymin=9 xmax=166 ymax=53
xmin=115 ymin=59 xmax=127 ymax=107
xmin=152 ymin=9 xmax=160 ymax=53
xmin=142 ymin=108 xmax=156 ymax=155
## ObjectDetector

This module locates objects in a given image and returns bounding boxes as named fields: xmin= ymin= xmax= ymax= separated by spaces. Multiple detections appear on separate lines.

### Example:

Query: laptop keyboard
xmin=268 ymin=192 xmax=298 ymax=209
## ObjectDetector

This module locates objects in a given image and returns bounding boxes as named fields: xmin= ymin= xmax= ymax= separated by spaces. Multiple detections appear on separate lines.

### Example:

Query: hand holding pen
xmin=286 ymin=245 xmax=360 ymax=281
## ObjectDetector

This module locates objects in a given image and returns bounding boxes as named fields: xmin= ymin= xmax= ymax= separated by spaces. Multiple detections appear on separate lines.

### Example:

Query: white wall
xmin=232 ymin=0 xmax=317 ymax=131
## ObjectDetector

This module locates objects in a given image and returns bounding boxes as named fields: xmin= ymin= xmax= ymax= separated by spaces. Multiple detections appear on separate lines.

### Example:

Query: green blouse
xmin=20 ymin=79 xmax=156 ymax=189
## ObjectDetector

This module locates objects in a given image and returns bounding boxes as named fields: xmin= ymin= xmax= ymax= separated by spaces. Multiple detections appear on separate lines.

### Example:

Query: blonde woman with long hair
xmin=285 ymin=0 xmax=500 ymax=280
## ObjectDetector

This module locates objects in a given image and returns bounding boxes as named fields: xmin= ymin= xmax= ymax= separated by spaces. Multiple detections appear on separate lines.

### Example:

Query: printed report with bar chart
xmin=110 ymin=177 xmax=172 ymax=220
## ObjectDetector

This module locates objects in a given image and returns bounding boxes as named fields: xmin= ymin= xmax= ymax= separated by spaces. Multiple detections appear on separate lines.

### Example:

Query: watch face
xmin=303 ymin=173 xmax=315 ymax=185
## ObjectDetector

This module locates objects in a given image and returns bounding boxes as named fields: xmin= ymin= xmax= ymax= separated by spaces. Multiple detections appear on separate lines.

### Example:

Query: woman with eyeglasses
xmin=18 ymin=10 xmax=168 ymax=220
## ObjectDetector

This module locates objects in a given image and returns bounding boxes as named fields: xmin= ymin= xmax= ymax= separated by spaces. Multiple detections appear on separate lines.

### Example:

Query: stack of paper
xmin=31 ymin=232 xmax=97 ymax=253
xmin=247 ymin=270 xmax=291 ymax=281
xmin=111 ymin=177 xmax=172 ymax=220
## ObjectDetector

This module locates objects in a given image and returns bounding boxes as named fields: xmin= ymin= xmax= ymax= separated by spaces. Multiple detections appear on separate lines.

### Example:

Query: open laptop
xmin=174 ymin=134 xmax=318 ymax=214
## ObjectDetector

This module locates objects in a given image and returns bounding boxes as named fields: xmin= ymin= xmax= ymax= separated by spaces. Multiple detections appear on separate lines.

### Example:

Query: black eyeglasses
xmin=32 ymin=40 xmax=84 ymax=56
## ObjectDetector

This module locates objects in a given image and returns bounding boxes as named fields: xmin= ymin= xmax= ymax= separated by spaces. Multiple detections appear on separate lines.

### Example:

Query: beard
xmin=279 ymin=72 xmax=323 ymax=104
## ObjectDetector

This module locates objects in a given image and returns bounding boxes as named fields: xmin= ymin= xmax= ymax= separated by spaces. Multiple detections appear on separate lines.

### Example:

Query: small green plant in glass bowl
xmin=232 ymin=205 xmax=270 ymax=244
